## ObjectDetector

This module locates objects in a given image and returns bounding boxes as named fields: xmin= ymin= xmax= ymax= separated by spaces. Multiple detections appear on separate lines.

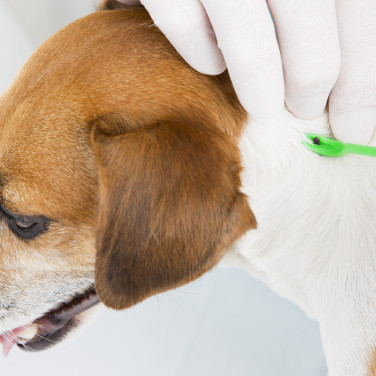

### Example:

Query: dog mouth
xmin=0 ymin=287 xmax=100 ymax=356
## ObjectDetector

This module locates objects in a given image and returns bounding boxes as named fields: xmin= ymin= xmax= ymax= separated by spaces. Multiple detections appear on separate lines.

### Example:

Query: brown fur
xmin=92 ymin=114 xmax=255 ymax=308
xmin=0 ymin=3 xmax=255 ymax=310
xmin=368 ymin=349 xmax=376 ymax=375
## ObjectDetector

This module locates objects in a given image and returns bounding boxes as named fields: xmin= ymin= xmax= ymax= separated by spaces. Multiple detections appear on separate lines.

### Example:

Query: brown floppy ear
xmin=98 ymin=0 xmax=142 ymax=10
xmin=91 ymin=114 xmax=256 ymax=310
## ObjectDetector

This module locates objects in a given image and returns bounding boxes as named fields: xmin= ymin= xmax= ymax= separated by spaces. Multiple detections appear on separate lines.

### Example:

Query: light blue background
xmin=0 ymin=1 xmax=327 ymax=374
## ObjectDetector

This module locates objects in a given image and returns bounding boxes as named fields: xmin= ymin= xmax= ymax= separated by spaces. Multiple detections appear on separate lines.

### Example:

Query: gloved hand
xmin=117 ymin=0 xmax=376 ymax=145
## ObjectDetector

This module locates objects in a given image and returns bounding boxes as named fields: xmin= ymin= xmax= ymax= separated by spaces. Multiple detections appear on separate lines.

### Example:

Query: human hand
xmin=328 ymin=0 xmax=376 ymax=145
xmin=117 ymin=0 xmax=376 ymax=145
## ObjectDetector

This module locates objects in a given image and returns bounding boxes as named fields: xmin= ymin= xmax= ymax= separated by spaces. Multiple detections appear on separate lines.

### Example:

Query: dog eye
xmin=0 ymin=205 xmax=51 ymax=240
xmin=14 ymin=218 xmax=37 ymax=231
xmin=8 ymin=215 xmax=50 ymax=240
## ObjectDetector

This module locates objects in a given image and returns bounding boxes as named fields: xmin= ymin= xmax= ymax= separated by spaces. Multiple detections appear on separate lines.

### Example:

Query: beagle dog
xmin=0 ymin=1 xmax=375 ymax=374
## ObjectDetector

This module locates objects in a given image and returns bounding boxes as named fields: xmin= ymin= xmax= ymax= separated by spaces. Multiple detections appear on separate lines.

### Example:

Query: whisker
xmin=8 ymin=331 xmax=21 ymax=343
xmin=35 ymin=333 xmax=57 ymax=344
xmin=18 ymin=343 xmax=36 ymax=353
xmin=1 ymin=331 xmax=11 ymax=343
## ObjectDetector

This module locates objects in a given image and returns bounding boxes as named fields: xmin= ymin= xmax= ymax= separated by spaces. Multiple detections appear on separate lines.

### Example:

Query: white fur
xmin=221 ymin=109 xmax=376 ymax=375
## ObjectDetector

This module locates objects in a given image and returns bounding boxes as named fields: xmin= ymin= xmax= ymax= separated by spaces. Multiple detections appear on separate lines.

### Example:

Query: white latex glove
xmin=117 ymin=0 xmax=376 ymax=145
xmin=329 ymin=0 xmax=376 ymax=145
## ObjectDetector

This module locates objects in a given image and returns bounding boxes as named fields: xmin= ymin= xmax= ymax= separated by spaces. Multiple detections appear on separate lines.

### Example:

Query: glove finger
xmin=201 ymin=0 xmax=284 ymax=118
xmin=268 ymin=0 xmax=340 ymax=120
xmin=329 ymin=0 xmax=376 ymax=145
xmin=140 ymin=0 xmax=226 ymax=75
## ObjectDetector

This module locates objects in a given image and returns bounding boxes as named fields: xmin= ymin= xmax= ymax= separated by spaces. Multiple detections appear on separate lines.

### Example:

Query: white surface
xmin=0 ymin=2 xmax=327 ymax=375
xmin=0 ymin=2 xmax=32 ymax=93
xmin=2 ymin=270 xmax=326 ymax=376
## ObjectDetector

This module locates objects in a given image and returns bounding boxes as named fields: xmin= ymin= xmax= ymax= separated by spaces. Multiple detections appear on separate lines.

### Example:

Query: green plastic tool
xmin=303 ymin=133 xmax=376 ymax=158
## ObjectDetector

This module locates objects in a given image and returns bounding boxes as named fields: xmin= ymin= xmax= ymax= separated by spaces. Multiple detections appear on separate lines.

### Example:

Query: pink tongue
xmin=0 ymin=325 xmax=32 ymax=357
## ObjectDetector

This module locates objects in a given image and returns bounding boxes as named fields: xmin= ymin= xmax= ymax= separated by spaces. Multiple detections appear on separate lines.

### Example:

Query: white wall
xmin=0 ymin=2 xmax=327 ymax=375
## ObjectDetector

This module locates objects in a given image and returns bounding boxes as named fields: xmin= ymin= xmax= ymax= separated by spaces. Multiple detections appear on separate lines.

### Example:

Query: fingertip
xmin=248 ymin=101 xmax=284 ymax=119
xmin=240 ymin=95 xmax=284 ymax=118
xmin=330 ymin=108 xmax=376 ymax=145
xmin=180 ymin=41 xmax=226 ymax=75
xmin=140 ymin=0 xmax=226 ymax=75
xmin=233 ymin=78 xmax=284 ymax=118
xmin=286 ymin=92 xmax=329 ymax=120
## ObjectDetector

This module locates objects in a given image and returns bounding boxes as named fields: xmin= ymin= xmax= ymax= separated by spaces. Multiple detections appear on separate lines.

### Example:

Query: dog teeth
xmin=17 ymin=324 xmax=39 ymax=343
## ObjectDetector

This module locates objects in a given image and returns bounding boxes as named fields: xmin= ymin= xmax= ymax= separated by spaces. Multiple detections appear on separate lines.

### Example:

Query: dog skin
xmin=0 ymin=1 xmax=376 ymax=375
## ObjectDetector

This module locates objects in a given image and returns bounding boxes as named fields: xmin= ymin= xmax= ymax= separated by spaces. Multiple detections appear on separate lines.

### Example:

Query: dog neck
xmin=221 ymin=109 xmax=376 ymax=375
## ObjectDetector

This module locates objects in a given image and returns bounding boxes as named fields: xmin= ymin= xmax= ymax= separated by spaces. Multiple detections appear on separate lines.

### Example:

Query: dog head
xmin=0 ymin=2 xmax=256 ymax=353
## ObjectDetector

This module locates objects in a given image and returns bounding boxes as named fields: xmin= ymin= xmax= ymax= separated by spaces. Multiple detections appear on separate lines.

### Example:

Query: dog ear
xmin=98 ymin=0 xmax=142 ymax=10
xmin=91 ymin=114 xmax=256 ymax=309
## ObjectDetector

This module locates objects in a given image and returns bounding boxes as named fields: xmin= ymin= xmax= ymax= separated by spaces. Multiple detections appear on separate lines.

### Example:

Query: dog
xmin=0 ymin=1 xmax=375 ymax=374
